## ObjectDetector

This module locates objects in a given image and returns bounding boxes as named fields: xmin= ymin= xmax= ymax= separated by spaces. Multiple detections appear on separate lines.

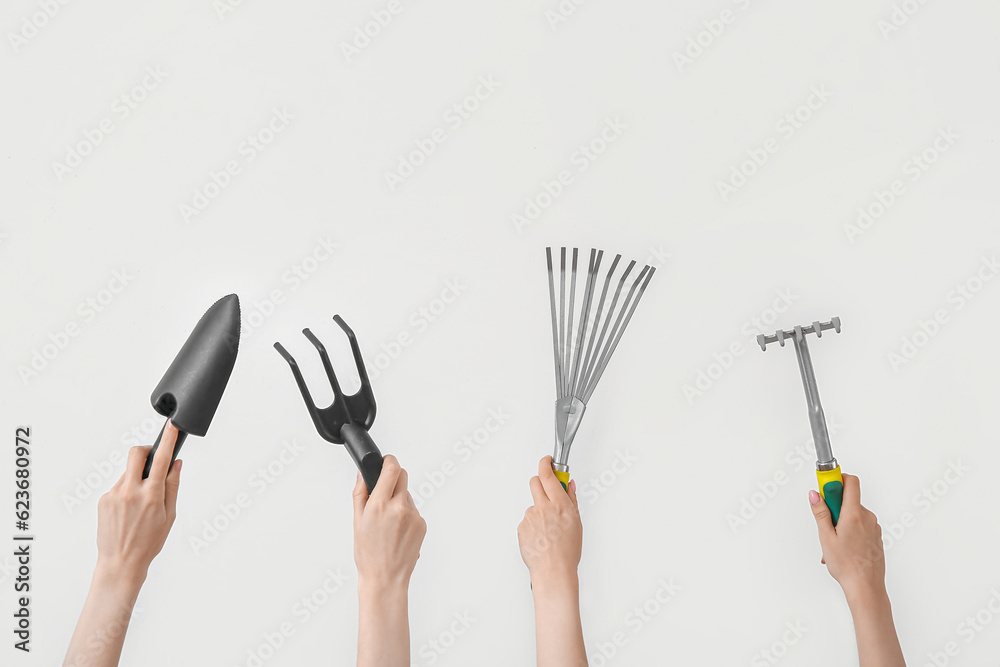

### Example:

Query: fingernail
xmin=569 ymin=480 xmax=576 ymax=492
xmin=809 ymin=490 xmax=821 ymax=505
xmin=357 ymin=471 xmax=361 ymax=481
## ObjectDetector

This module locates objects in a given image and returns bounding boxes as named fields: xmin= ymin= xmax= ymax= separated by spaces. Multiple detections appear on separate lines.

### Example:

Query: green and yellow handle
xmin=816 ymin=466 xmax=844 ymax=526
xmin=554 ymin=469 xmax=571 ymax=491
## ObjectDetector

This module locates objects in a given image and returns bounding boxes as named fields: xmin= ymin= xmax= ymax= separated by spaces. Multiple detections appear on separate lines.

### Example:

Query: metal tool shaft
xmin=791 ymin=334 xmax=836 ymax=469
xmin=757 ymin=317 xmax=841 ymax=471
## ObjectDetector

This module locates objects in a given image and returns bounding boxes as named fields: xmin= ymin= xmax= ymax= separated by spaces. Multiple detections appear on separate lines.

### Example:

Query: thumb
xmin=352 ymin=472 xmax=368 ymax=523
xmin=809 ymin=489 xmax=836 ymax=545
xmin=164 ymin=460 xmax=182 ymax=519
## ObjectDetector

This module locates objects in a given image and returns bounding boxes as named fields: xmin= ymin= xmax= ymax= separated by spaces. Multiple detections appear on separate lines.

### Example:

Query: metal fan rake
xmin=545 ymin=246 xmax=655 ymax=489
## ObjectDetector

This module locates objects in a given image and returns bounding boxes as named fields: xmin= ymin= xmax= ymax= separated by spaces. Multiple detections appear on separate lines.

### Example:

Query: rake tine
xmin=564 ymin=248 xmax=579 ymax=399
xmin=584 ymin=268 xmax=646 ymax=401
xmin=303 ymin=328 xmax=352 ymax=421
xmin=576 ymin=253 xmax=620 ymax=398
xmin=274 ymin=342 xmax=320 ymax=411
xmin=546 ymin=248 xmax=564 ymax=400
xmin=583 ymin=265 xmax=655 ymax=402
xmin=569 ymin=249 xmax=601 ymax=398
xmin=584 ymin=266 xmax=650 ymax=398
xmin=334 ymin=315 xmax=374 ymax=400
xmin=558 ymin=248 xmax=567 ymax=397
xmin=580 ymin=259 xmax=636 ymax=395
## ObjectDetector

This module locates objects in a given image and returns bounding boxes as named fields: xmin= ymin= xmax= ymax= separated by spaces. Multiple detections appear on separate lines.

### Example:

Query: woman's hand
xmin=96 ymin=421 xmax=183 ymax=584
xmin=353 ymin=455 xmax=426 ymax=589
xmin=518 ymin=456 xmax=587 ymax=667
xmin=64 ymin=422 xmax=182 ymax=667
xmin=518 ymin=456 xmax=583 ymax=586
xmin=809 ymin=473 xmax=885 ymax=603
xmin=354 ymin=454 xmax=426 ymax=667
xmin=809 ymin=473 xmax=906 ymax=667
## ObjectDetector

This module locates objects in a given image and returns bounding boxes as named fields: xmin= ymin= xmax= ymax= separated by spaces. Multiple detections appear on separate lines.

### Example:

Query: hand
xmin=353 ymin=455 xmax=426 ymax=590
xmin=809 ymin=474 xmax=906 ymax=666
xmin=518 ymin=456 xmax=587 ymax=667
xmin=517 ymin=456 xmax=583 ymax=586
xmin=354 ymin=455 xmax=426 ymax=667
xmin=64 ymin=422 xmax=182 ymax=667
xmin=96 ymin=421 xmax=182 ymax=584
xmin=809 ymin=473 xmax=885 ymax=604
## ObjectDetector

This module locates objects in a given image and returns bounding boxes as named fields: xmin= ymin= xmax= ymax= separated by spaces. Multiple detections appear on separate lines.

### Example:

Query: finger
xmin=529 ymin=476 xmax=546 ymax=506
xmin=124 ymin=446 xmax=153 ymax=485
xmin=538 ymin=456 xmax=564 ymax=500
xmin=148 ymin=421 xmax=179 ymax=484
xmin=809 ymin=489 xmax=837 ymax=545
xmin=841 ymin=474 xmax=861 ymax=511
xmin=403 ymin=490 xmax=418 ymax=511
xmin=352 ymin=472 xmax=369 ymax=522
xmin=371 ymin=455 xmax=400 ymax=502
xmin=566 ymin=478 xmax=579 ymax=508
xmin=164 ymin=460 xmax=182 ymax=518
xmin=394 ymin=467 xmax=409 ymax=499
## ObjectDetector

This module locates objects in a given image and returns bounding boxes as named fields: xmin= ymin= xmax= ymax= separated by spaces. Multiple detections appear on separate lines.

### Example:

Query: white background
xmin=2 ymin=0 xmax=999 ymax=665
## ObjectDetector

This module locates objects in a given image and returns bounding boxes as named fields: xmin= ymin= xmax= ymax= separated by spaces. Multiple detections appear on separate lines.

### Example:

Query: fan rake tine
xmin=584 ymin=266 xmax=649 ymax=401
xmin=576 ymin=253 xmax=620 ymax=398
xmin=583 ymin=265 xmax=655 ymax=402
xmin=558 ymin=248 xmax=568 ymax=397
xmin=564 ymin=248 xmax=579 ymax=399
xmin=569 ymin=249 xmax=601 ymax=398
xmin=546 ymin=248 xmax=565 ymax=400
xmin=580 ymin=258 xmax=636 ymax=396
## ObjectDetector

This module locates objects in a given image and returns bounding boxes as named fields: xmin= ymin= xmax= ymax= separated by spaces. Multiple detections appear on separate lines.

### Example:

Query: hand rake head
xmin=274 ymin=315 xmax=384 ymax=492
xmin=274 ymin=315 xmax=376 ymax=442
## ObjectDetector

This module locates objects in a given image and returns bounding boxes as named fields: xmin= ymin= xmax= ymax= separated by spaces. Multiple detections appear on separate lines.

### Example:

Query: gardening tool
xmin=757 ymin=317 xmax=844 ymax=525
xmin=273 ymin=315 xmax=384 ymax=493
xmin=546 ymin=247 xmax=655 ymax=490
xmin=142 ymin=294 xmax=241 ymax=479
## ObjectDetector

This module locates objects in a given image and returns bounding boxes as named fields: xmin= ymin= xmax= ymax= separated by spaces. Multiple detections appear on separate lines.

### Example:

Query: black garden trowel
xmin=141 ymin=294 xmax=241 ymax=478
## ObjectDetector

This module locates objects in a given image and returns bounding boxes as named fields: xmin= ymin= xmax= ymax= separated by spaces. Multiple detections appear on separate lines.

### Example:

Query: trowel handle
xmin=142 ymin=420 xmax=187 ymax=479
xmin=817 ymin=466 xmax=844 ymax=527
xmin=342 ymin=422 xmax=383 ymax=494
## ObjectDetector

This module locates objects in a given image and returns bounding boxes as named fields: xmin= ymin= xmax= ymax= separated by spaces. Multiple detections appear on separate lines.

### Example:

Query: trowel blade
xmin=149 ymin=294 xmax=241 ymax=437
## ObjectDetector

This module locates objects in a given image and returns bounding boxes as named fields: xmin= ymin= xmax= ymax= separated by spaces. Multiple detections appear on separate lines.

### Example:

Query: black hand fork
xmin=274 ymin=315 xmax=384 ymax=492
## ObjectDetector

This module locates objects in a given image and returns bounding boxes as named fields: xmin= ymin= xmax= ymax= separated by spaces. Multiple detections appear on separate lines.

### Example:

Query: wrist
xmin=358 ymin=575 xmax=409 ymax=603
xmin=530 ymin=569 xmax=580 ymax=602
xmin=94 ymin=558 xmax=147 ymax=596
xmin=844 ymin=582 xmax=890 ymax=614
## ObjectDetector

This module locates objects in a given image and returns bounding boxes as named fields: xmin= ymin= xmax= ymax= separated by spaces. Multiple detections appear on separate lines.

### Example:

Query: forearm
xmin=64 ymin=562 xmax=145 ymax=667
xmin=532 ymin=573 xmax=587 ymax=667
xmin=357 ymin=579 xmax=410 ymax=667
xmin=847 ymin=586 xmax=906 ymax=667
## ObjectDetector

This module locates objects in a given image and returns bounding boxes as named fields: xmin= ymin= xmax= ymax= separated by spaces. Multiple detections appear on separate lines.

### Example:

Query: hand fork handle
xmin=342 ymin=422 xmax=383 ymax=493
